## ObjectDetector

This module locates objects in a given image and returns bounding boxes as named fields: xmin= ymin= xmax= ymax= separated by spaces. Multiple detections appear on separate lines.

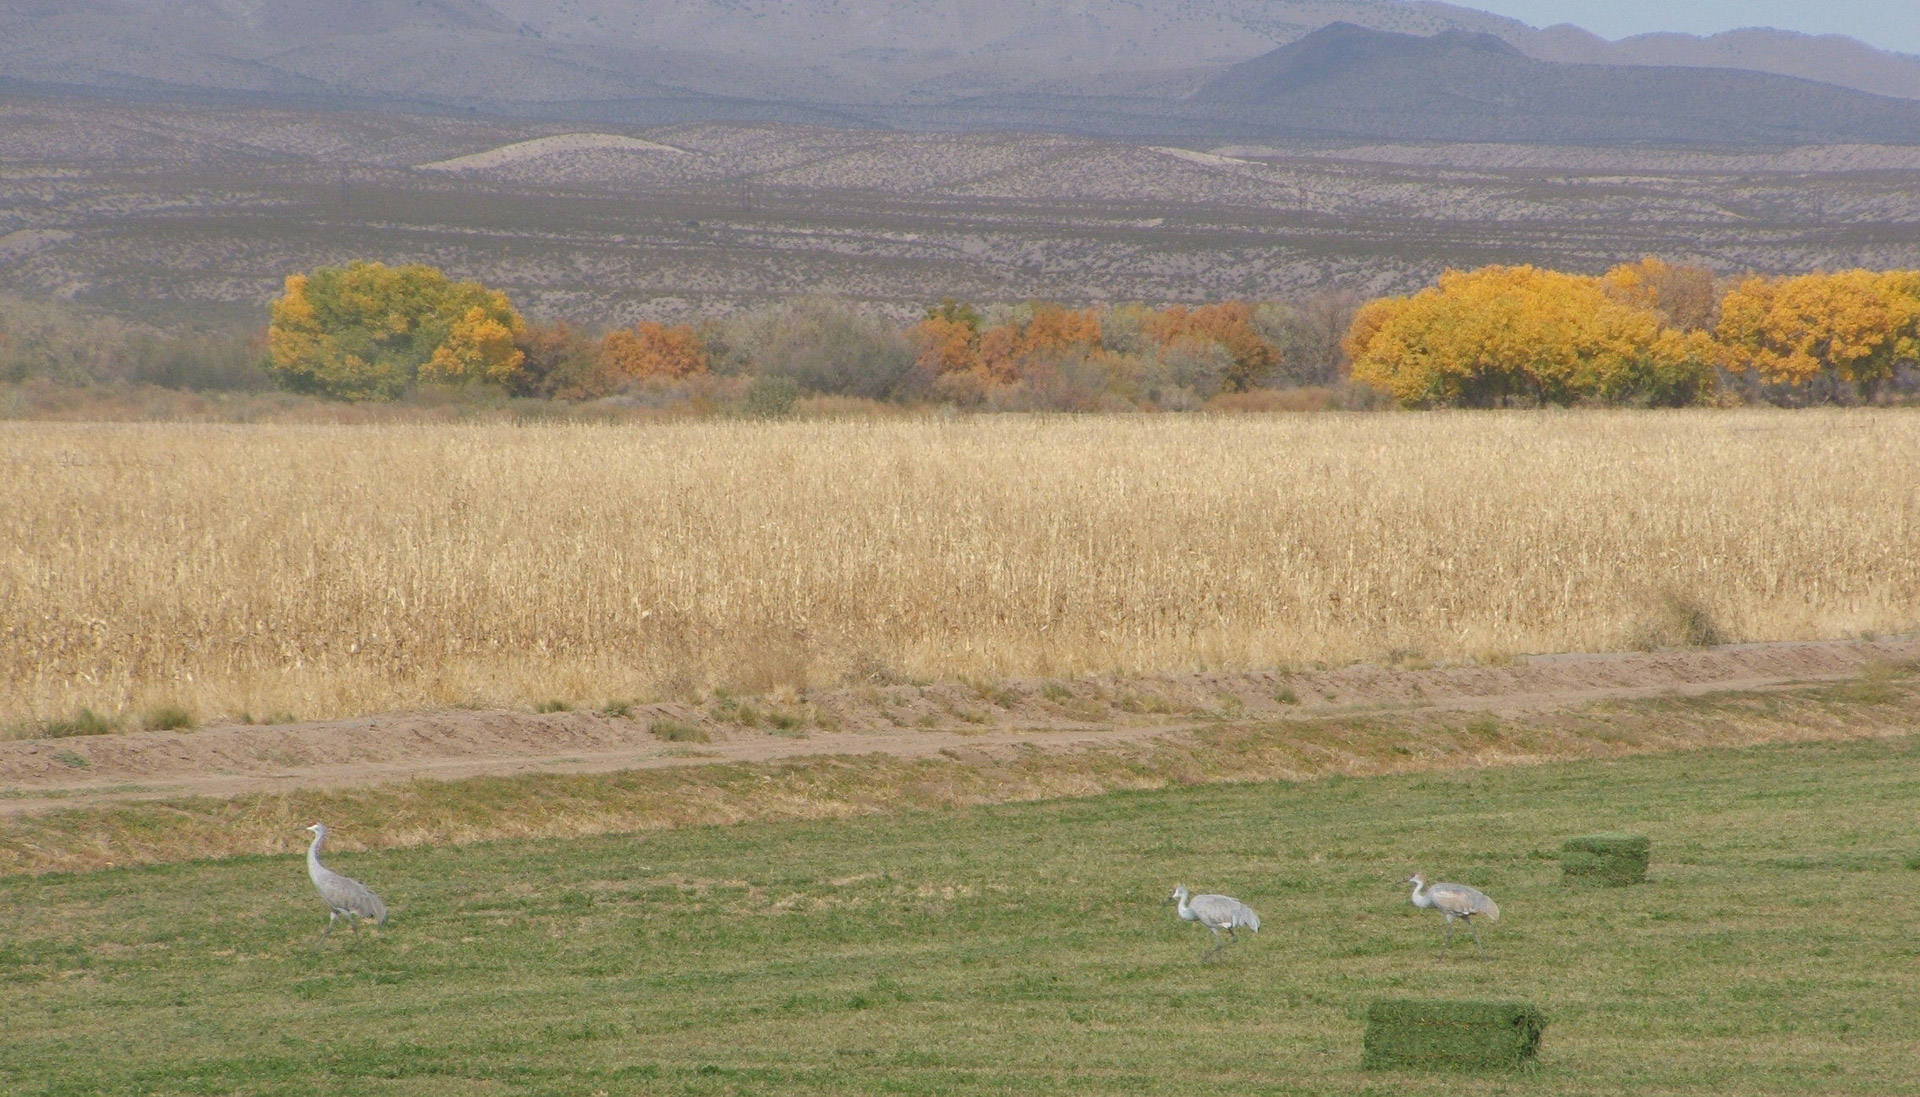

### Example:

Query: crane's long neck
xmin=307 ymin=831 xmax=326 ymax=876
xmin=1175 ymin=889 xmax=1194 ymax=922
xmin=1409 ymin=880 xmax=1432 ymax=909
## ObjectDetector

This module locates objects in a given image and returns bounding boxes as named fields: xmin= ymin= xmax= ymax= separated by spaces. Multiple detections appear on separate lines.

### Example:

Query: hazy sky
xmin=1456 ymin=1 xmax=1920 ymax=55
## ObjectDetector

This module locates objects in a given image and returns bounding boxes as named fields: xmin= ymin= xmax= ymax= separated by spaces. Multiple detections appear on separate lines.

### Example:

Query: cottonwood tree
xmin=1345 ymin=264 xmax=1716 ymax=407
xmin=1715 ymin=269 xmax=1920 ymax=400
xmin=268 ymin=261 xmax=525 ymax=400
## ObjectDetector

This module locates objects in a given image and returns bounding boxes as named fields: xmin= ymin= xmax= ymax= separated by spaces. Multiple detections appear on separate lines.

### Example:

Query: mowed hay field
xmin=4 ymin=736 xmax=1920 ymax=1095
xmin=4 ymin=410 xmax=1919 ymax=725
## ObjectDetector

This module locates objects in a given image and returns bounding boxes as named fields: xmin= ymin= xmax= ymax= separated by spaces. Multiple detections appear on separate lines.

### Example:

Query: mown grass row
xmin=4 ymin=733 xmax=1919 ymax=1095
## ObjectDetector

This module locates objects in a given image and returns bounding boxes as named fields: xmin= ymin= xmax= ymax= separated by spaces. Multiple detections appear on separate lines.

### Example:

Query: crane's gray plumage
xmin=305 ymin=823 xmax=387 ymax=949
xmin=1170 ymin=884 xmax=1260 ymax=960
xmin=1407 ymin=872 xmax=1498 ymax=956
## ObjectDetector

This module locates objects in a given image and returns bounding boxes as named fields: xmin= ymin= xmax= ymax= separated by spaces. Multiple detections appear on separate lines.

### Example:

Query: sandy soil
xmin=4 ymin=637 xmax=1913 ymax=816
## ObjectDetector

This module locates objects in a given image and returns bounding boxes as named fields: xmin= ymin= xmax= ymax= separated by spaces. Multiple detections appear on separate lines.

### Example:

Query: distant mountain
xmin=4 ymin=1 xmax=1920 ymax=143
xmin=1194 ymin=23 xmax=1920 ymax=145
xmin=1515 ymin=25 xmax=1920 ymax=103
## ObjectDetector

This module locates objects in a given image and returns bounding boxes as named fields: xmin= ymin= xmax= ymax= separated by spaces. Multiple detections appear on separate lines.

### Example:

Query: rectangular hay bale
xmin=1561 ymin=832 xmax=1651 ymax=886
xmin=1363 ymin=998 xmax=1546 ymax=1072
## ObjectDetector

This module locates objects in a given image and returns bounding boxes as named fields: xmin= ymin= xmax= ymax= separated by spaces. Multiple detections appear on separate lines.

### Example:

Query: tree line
xmin=262 ymin=261 xmax=1359 ymax=412
xmin=1347 ymin=259 xmax=1920 ymax=407
xmin=8 ymin=259 xmax=1917 ymax=409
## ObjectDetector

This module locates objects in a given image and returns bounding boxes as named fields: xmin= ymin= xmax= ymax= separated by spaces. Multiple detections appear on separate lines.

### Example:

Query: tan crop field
xmin=3 ymin=410 xmax=1918 ymax=728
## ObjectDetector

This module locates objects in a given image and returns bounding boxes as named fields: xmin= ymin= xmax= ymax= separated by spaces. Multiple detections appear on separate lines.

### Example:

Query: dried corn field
xmin=3 ymin=411 xmax=1918 ymax=726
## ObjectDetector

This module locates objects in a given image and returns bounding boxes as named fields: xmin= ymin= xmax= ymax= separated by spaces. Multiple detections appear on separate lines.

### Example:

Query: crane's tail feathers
xmin=1482 ymin=903 xmax=1500 ymax=922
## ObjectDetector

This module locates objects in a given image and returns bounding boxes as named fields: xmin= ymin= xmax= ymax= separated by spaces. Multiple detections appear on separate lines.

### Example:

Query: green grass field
xmin=5 ymin=735 xmax=1920 ymax=1096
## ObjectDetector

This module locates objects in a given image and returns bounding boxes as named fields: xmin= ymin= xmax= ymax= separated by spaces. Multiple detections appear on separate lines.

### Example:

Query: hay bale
xmin=1561 ymin=832 xmax=1651 ymax=886
xmin=1363 ymin=998 xmax=1546 ymax=1071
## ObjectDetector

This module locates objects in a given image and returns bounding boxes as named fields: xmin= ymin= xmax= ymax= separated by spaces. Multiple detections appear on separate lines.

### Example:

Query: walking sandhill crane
xmin=304 ymin=823 xmax=387 ymax=949
xmin=1170 ymin=884 xmax=1261 ymax=960
xmin=1406 ymin=872 xmax=1499 ymax=956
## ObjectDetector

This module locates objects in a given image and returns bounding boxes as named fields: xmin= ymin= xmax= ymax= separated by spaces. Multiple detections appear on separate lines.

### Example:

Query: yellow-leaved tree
xmin=268 ymin=261 xmax=526 ymax=400
xmin=1600 ymin=256 xmax=1720 ymax=331
xmin=1714 ymin=269 xmax=1920 ymax=397
xmin=1345 ymin=265 xmax=1716 ymax=407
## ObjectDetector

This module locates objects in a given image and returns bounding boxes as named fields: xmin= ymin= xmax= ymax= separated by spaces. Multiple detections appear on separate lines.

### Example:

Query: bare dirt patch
xmin=5 ymin=637 xmax=1912 ymax=816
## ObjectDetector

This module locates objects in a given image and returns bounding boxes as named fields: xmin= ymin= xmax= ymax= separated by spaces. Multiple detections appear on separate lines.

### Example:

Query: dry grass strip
xmin=3 ymin=670 xmax=1914 ymax=877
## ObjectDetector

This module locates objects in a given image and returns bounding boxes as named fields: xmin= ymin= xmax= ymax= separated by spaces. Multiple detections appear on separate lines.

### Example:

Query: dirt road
xmin=5 ymin=637 xmax=1914 ymax=816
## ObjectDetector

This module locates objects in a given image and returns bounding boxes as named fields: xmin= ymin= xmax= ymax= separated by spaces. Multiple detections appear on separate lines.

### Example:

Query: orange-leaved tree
xmin=1345 ymin=265 xmax=1716 ymax=407
xmin=911 ymin=301 xmax=1105 ymax=403
xmin=599 ymin=321 xmax=710 ymax=382
xmin=909 ymin=299 xmax=987 ymax=385
xmin=268 ymin=261 xmax=525 ymax=400
xmin=1138 ymin=302 xmax=1282 ymax=391
xmin=1715 ymin=269 xmax=1920 ymax=396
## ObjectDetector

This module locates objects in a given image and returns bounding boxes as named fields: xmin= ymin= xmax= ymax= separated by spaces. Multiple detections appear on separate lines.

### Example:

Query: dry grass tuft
xmin=4 ymin=411 xmax=1918 ymax=725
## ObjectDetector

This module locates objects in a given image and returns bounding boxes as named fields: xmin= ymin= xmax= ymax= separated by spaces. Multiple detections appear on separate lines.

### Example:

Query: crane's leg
xmin=315 ymin=911 xmax=339 ymax=951
xmin=1202 ymin=929 xmax=1224 ymax=961
xmin=1469 ymin=919 xmax=1485 ymax=958
xmin=1440 ymin=916 xmax=1455 ymax=956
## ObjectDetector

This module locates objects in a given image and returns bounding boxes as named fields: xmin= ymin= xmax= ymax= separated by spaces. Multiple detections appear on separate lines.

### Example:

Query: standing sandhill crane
xmin=304 ymin=823 xmax=387 ymax=949
xmin=1170 ymin=884 xmax=1261 ymax=960
xmin=1406 ymin=872 xmax=1499 ymax=957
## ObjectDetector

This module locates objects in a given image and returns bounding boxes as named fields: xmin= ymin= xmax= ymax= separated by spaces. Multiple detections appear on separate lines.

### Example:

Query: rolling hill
xmin=1194 ymin=23 xmax=1920 ymax=145
xmin=3 ymin=1 xmax=1920 ymax=143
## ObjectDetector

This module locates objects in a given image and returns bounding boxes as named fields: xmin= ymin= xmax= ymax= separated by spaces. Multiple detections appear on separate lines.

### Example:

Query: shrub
xmin=242 ymin=711 xmax=298 ymax=725
xmin=649 ymin=719 xmax=709 ymax=743
xmin=40 ymin=708 xmax=118 ymax=738
xmin=1363 ymin=999 xmax=1546 ymax=1072
xmin=0 ymin=293 xmax=269 ymax=390
xmin=535 ymin=700 xmax=572 ymax=714
xmin=141 ymin=705 xmax=196 ymax=731
xmin=723 ymin=298 xmax=917 ymax=399
xmin=742 ymin=375 xmax=800 ymax=418
xmin=1561 ymin=833 xmax=1651 ymax=886
xmin=1631 ymin=591 xmax=1726 ymax=650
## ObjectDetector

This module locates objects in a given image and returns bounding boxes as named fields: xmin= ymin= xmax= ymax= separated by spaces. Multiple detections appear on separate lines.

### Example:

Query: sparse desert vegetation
xmin=8 ymin=98 xmax=1920 ymax=330
xmin=4 ymin=411 xmax=1916 ymax=727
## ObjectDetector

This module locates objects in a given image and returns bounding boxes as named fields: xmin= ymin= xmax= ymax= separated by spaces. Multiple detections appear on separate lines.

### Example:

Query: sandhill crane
xmin=304 ymin=823 xmax=387 ymax=949
xmin=1406 ymin=872 xmax=1498 ymax=956
xmin=1170 ymin=884 xmax=1260 ymax=960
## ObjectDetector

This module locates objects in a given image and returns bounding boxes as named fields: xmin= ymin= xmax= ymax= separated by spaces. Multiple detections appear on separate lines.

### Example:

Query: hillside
xmin=2 ymin=0 xmax=1919 ymax=138
xmin=6 ymin=95 xmax=1920 ymax=326
xmin=1195 ymin=23 xmax=1920 ymax=145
